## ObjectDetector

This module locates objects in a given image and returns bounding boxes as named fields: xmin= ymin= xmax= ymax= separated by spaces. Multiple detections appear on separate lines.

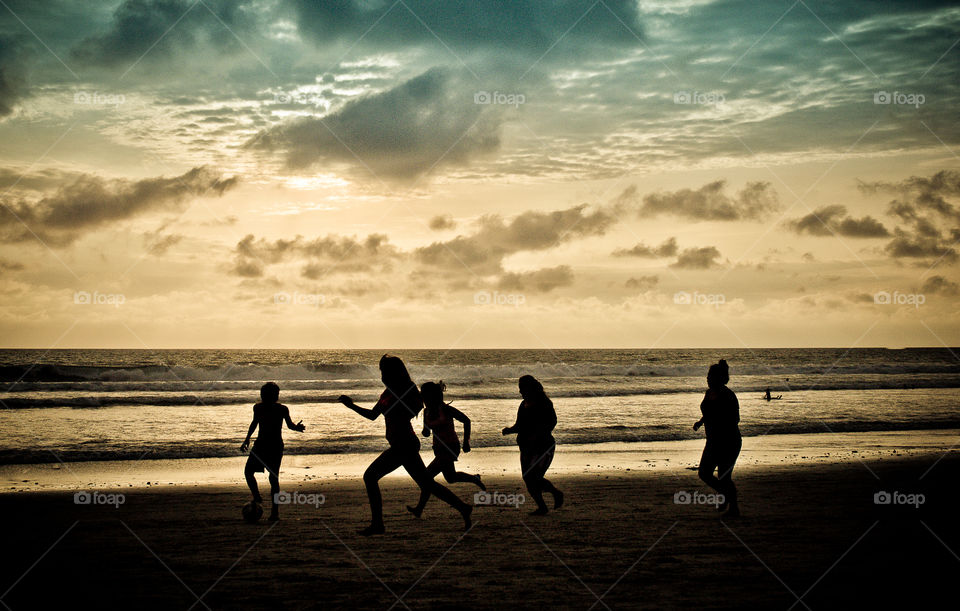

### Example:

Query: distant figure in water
xmin=338 ymin=355 xmax=472 ymax=536
xmin=407 ymin=381 xmax=486 ymax=518
xmin=502 ymin=375 xmax=564 ymax=515
xmin=764 ymin=388 xmax=772 ymax=401
xmin=241 ymin=382 xmax=305 ymax=521
xmin=693 ymin=359 xmax=741 ymax=518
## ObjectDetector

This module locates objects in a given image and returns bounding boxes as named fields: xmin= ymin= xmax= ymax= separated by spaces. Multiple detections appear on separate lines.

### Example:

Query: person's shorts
xmin=246 ymin=443 xmax=283 ymax=475
xmin=432 ymin=441 xmax=461 ymax=463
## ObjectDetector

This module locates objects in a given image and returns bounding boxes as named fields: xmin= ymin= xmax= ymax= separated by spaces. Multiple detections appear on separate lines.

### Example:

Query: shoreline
xmin=3 ymin=428 xmax=956 ymax=493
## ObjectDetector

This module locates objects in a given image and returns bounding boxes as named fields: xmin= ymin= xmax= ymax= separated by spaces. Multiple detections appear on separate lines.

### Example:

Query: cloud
xmin=71 ymin=0 xmax=260 ymax=67
xmin=231 ymin=233 xmax=400 ymax=278
xmin=625 ymin=275 xmax=658 ymax=290
xmin=144 ymin=233 xmax=183 ymax=256
xmin=613 ymin=236 xmax=677 ymax=258
xmin=921 ymin=275 xmax=959 ymax=296
xmin=497 ymin=265 xmax=574 ymax=292
xmin=860 ymin=170 xmax=960 ymax=261
xmin=285 ymin=0 xmax=644 ymax=58
xmin=428 ymin=215 xmax=456 ymax=231
xmin=620 ymin=180 xmax=780 ymax=221
xmin=0 ymin=166 xmax=238 ymax=246
xmin=249 ymin=68 xmax=502 ymax=180
xmin=671 ymin=246 xmax=722 ymax=269
xmin=416 ymin=203 xmax=615 ymax=274
xmin=786 ymin=205 xmax=890 ymax=238
xmin=0 ymin=35 xmax=28 ymax=117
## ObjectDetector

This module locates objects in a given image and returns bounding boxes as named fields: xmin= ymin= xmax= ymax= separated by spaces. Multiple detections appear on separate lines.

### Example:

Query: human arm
xmin=283 ymin=405 xmax=306 ymax=432
xmin=448 ymin=406 xmax=472 ymax=451
xmin=338 ymin=394 xmax=381 ymax=421
xmin=240 ymin=409 xmax=258 ymax=451
xmin=502 ymin=403 xmax=522 ymax=436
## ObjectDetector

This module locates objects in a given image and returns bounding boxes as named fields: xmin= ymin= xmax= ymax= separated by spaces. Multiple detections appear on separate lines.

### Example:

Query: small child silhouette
xmin=241 ymin=382 xmax=305 ymax=521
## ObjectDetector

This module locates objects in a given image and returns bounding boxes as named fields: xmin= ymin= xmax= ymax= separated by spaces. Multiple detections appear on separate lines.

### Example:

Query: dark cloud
xmin=613 ymin=237 xmax=677 ymax=258
xmin=285 ymin=0 xmax=643 ymax=58
xmin=786 ymin=205 xmax=890 ymax=238
xmin=921 ymin=275 xmax=960 ymax=295
xmin=625 ymin=275 xmax=658 ymax=290
xmin=249 ymin=68 xmax=502 ymax=180
xmin=416 ymin=204 xmax=615 ymax=274
xmin=860 ymin=170 xmax=960 ymax=261
xmin=231 ymin=233 xmax=400 ymax=278
xmin=0 ymin=166 xmax=237 ymax=246
xmin=0 ymin=35 xmax=28 ymax=116
xmin=619 ymin=180 xmax=779 ymax=221
xmin=428 ymin=215 xmax=456 ymax=231
xmin=71 ymin=0 xmax=261 ymax=66
xmin=497 ymin=265 xmax=573 ymax=292
xmin=670 ymin=246 xmax=722 ymax=269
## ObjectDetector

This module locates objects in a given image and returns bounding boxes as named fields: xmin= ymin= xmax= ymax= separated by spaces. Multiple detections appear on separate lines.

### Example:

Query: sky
xmin=0 ymin=0 xmax=958 ymax=349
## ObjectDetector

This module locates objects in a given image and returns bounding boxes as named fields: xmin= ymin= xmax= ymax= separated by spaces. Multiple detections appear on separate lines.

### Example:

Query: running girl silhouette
xmin=502 ymin=375 xmax=564 ymax=515
xmin=338 ymin=355 xmax=473 ymax=535
xmin=693 ymin=359 xmax=742 ymax=517
xmin=406 ymin=381 xmax=485 ymax=518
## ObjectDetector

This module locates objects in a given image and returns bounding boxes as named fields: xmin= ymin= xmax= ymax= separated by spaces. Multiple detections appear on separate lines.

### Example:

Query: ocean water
xmin=0 ymin=348 xmax=958 ymax=464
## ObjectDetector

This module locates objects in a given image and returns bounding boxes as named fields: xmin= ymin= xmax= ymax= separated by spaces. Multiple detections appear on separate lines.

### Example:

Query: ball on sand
xmin=242 ymin=501 xmax=263 ymax=523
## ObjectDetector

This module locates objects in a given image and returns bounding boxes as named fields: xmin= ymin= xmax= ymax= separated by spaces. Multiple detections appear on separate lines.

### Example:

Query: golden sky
xmin=0 ymin=0 xmax=958 ymax=348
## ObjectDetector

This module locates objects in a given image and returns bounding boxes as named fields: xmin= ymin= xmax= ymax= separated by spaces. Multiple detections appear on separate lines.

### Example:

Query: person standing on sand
xmin=407 ymin=381 xmax=486 ymax=518
xmin=240 ymin=382 xmax=305 ymax=521
xmin=338 ymin=355 xmax=473 ymax=536
xmin=502 ymin=375 xmax=564 ymax=515
xmin=693 ymin=359 xmax=742 ymax=518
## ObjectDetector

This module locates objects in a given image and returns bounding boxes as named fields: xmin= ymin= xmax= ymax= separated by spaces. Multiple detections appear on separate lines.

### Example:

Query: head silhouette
xmin=420 ymin=381 xmax=446 ymax=407
xmin=519 ymin=375 xmax=546 ymax=402
xmin=260 ymin=381 xmax=280 ymax=404
xmin=379 ymin=354 xmax=414 ymax=393
xmin=707 ymin=359 xmax=729 ymax=390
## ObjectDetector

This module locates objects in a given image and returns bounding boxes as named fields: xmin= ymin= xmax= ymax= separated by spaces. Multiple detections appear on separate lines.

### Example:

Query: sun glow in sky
xmin=0 ymin=0 xmax=958 ymax=348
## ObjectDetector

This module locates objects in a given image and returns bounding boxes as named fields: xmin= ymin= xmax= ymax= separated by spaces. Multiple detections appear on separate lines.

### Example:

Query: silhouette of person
xmin=764 ymin=388 xmax=772 ymax=401
xmin=502 ymin=375 xmax=564 ymax=515
xmin=339 ymin=355 xmax=472 ymax=536
xmin=693 ymin=359 xmax=741 ymax=517
xmin=407 ymin=381 xmax=486 ymax=518
xmin=241 ymin=382 xmax=305 ymax=521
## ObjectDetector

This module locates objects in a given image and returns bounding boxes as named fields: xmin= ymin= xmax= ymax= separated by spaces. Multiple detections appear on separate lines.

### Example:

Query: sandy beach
xmin=3 ymin=431 xmax=957 ymax=609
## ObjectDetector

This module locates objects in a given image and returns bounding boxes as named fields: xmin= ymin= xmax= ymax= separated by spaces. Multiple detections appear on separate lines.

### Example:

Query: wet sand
xmin=2 ymin=432 xmax=958 ymax=609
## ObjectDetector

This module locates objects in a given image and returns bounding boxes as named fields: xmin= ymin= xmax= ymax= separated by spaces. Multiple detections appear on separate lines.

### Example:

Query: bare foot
xmin=406 ymin=505 xmax=423 ymax=518
xmin=358 ymin=523 xmax=385 ymax=536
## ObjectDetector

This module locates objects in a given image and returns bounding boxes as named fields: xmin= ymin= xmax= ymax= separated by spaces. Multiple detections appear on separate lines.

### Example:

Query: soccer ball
xmin=242 ymin=501 xmax=263 ymax=523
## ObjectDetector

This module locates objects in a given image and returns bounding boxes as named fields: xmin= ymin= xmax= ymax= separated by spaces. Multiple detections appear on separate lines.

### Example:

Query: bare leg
xmin=268 ymin=473 xmax=280 ymax=520
xmin=244 ymin=467 xmax=261 ymax=503
xmin=408 ymin=458 xmax=444 ymax=517
xmin=440 ymin=463 xmax=485 ymax=490
xmin=360 ymin=448 xmax=403 ymax=535
xmin=402 ymin=451 xmax=472 ymax=530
